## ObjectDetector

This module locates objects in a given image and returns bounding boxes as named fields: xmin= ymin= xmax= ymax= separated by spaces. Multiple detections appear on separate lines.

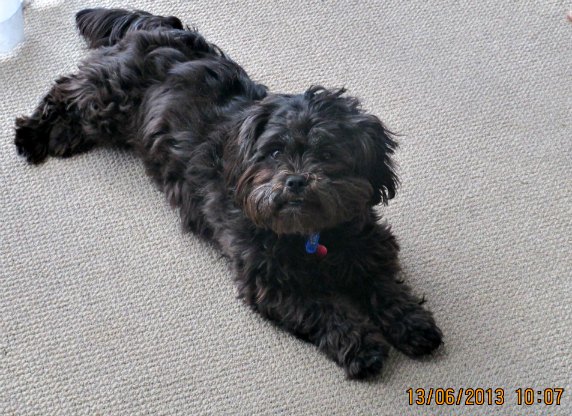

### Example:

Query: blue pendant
xmin=305 ymin=232 xmax=320 ymax=254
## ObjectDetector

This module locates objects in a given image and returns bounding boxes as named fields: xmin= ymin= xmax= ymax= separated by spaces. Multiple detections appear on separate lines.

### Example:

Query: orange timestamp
xmin=406 ymin=387 xmax=565 ymax=406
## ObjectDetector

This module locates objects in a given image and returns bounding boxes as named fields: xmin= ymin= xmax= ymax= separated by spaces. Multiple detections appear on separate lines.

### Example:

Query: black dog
xmin=14 ymin=8 xmax=442 ymax=379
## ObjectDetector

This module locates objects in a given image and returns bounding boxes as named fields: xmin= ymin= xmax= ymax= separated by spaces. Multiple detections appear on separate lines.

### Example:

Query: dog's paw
xmin=14 ymin=117 xmax=49 ymax=164
xmin=345 ymin=347 xmax=386 ymax=380
xmin=343 ymin=333 xmax=389 ymax=380
xmin=386 ymin=308 xmax=443 ymax=357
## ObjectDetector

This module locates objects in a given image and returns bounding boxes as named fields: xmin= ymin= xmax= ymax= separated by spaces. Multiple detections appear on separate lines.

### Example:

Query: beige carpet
xmin=1 ymin=0 xmax=571 ymax=414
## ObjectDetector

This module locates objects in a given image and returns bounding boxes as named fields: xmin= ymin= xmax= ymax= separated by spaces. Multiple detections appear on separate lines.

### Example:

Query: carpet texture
xmin=1 ymin=0 xmax=571 ymax=414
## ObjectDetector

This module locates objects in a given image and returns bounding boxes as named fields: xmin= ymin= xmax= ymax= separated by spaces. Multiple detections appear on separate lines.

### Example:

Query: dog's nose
xmin=285 ymin=175 xmax=307 ymax=193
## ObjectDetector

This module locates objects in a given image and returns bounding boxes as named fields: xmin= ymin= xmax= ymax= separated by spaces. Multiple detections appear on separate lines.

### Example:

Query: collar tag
xmin=306 ymin=233 xmax=327 ymax=258
xmin=305 ymin=232 xmax=320 ymax=254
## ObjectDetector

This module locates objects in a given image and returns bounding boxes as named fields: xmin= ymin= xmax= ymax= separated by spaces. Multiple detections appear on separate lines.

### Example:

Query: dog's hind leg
xmin=15 ymin=64 xmax=136 ymax=164
xmin=15 ymin=75 xmax=102 ymax=164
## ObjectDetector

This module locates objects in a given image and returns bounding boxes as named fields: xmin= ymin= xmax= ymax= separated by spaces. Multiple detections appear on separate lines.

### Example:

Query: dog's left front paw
xmin=384 ymin=308 xmax=443 ymax=357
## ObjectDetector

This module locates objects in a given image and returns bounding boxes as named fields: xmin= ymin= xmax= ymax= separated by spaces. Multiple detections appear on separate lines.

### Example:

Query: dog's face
xmin=229 ymin=86 xmax=398 ymax=235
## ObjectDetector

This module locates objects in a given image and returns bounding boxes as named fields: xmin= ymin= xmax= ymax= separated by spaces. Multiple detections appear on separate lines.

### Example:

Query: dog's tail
xmin=75 ymin=8 xmax=184 ymax=48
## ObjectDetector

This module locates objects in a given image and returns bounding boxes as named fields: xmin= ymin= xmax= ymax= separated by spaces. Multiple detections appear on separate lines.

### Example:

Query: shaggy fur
xmin=14 ymin=8 xmax=442 ymax=379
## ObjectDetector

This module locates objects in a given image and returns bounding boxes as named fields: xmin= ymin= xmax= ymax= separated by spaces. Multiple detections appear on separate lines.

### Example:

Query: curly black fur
xmin=14 ymin=8 xmax=442 ymax=379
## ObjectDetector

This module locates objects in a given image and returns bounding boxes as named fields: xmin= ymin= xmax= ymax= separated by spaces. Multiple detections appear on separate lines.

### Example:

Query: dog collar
xmin=305 ymin=232 xmax=327 ymax=258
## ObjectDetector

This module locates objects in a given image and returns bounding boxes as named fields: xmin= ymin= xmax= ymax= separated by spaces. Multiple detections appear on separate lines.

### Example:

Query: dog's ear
xmin=224 ymin=100 xmax=275 ymax=188
xmin=305 ymin=87 xmax=399 ymax=205
xmin=236 ymin=105 xmax=271 ymax=161
xmin=353 ymin=113 xmax=399 ymax=205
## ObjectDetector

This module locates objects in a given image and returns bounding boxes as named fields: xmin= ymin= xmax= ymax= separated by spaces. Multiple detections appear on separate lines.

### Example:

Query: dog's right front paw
xmin=343 ymin=333 xmax=389 ymax=380
xmin=14 ymin=117 xmax=49 ymax=164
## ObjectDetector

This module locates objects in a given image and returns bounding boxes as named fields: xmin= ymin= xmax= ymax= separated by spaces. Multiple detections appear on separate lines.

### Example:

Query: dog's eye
xmin=270 ymin=150 xmax=282 ymax=160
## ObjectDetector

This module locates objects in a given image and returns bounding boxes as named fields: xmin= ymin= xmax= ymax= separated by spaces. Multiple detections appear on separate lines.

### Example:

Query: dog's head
xmin=227 ymin=86 xmax=398 ymax=235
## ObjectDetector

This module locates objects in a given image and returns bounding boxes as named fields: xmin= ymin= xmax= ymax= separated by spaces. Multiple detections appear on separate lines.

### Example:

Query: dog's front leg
xmin=233 ymin=254 xmax=389 ymax=379
xmin=348 ymin=223 xmax=443 ymax=357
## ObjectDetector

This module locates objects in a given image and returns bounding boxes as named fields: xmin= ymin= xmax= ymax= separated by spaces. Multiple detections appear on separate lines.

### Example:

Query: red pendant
xmin=316 ymin=244 xmax=328 ymax=259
